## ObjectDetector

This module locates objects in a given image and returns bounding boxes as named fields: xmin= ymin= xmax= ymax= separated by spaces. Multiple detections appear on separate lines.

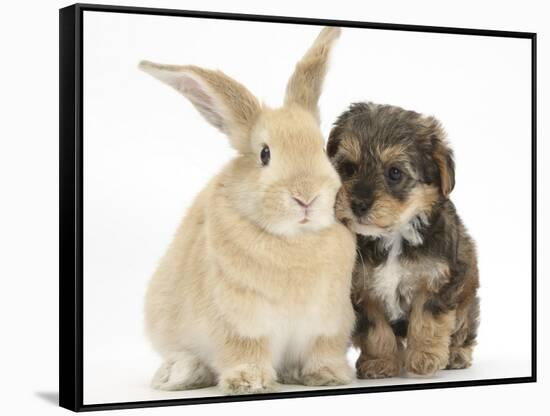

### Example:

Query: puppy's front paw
xmin=219 ymin=364 xmax=278 ymax=395
xmin=446 ymin=346 xmax=473 ymax=369
xmin=301 ymin=363 xmax=353 ymax=386
xmin=356 ymin=356 xmax=400 ymax=379
xmin=405 ymin=348 xmax=447 ymax=376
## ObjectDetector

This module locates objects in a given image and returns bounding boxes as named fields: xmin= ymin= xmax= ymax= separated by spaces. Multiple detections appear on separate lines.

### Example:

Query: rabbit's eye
xmin=260 ymin=145 xmax=270 ymax=166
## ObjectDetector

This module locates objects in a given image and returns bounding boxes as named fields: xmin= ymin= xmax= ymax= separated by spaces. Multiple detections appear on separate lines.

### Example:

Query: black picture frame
xmin=59 ymin=3 xmax=537 ymax=412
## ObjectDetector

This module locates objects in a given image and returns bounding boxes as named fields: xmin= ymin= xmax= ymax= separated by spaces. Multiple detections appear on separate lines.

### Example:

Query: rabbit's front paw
xmin=152 ymin=356 xmax=216 ymax=391
xmin=301 ymin=362 xmax=353 ymax=386
xmin=219 ymin=364 xmax=278 ymax=395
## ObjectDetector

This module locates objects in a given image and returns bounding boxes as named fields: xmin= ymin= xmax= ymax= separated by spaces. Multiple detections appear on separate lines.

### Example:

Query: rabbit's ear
xmin=284 ymin=27 xmax=341 ymax=123
xmin=139 ymin=61 xmax=261 ymax=152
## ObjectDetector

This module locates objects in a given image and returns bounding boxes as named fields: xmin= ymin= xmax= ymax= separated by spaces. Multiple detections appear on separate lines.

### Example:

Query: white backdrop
xmin=81 ymin=10 xmax=532 ymax=404
xmin=0 ymin=0 xmax=547 ymax=415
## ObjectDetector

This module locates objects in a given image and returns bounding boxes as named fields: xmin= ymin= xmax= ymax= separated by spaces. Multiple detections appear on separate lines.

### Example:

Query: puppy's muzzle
xmin=350 ymin=182 xmax=375 ymax=218
xmin=350 ymin=198 xmax=372 ymax=217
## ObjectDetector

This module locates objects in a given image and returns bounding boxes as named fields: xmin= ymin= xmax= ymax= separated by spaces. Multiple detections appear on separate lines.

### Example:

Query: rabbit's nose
xmin=292 ymin=195 xmax=318 ymax=208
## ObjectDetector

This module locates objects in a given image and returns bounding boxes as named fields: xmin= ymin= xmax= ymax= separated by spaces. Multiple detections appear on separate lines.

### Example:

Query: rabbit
xmin=140 ymin=27 xmax=356 ymax=395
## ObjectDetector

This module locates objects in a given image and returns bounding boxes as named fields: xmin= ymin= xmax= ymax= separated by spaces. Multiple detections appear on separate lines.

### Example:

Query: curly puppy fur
xmin=140 ymin=27 xmax=356 ymax=396
xmin=327 ymin=102 xmax=480 ymax=378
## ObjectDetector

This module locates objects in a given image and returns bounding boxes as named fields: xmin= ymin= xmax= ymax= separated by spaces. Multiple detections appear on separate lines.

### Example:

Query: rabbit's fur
xmin=141 ymin=27 xmax=356 ymax=395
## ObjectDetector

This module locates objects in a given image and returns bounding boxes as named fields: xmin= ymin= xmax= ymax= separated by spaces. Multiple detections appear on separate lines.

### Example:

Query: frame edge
xmin=59 ymin=4 xmax=83 ymax=412
xmin=73 ymin=2 xmax=535 ymax=38
xmin=530 ymin=32 xmax=537 ymax=382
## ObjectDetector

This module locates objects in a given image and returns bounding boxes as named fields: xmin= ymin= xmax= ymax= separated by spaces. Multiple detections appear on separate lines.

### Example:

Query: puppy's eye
xmin=340 ymin=161 xmax=357 ymax=178
xmin=260 ymin=145 xmax=270 ymax=166
xmin=387 ymin=166 xmax=402 ymax=182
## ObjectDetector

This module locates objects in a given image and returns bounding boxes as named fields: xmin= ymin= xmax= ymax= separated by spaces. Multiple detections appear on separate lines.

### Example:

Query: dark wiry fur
xmin=328 ymin=102 xmax=480 ymax=378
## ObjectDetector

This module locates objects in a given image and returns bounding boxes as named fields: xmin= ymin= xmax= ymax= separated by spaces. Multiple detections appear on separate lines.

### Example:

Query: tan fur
xmin=357 ymin=183 xmax=438 ymax=232
xmin=285 ymin=27 xmax=341 ymax=122
xmin=404 ymin=291 xmax=456 ymax=375
xmin=432 ymin=142 xmax=453 ymax=197
xmin=300 ymin=336 xmax=354 ymax=386
xmin=138 ymin=62 xmax=262 ymax=153
xmin=446 ymin=298 xmax=477 ymax=369
xmin=140 ymin=27 xmax=356 ymax=395
xmin=424 ymin=118 xmax=455 ymax=198
xmin=354 ymin=295 xmax=401 ymax=379
xmin=338 ymin=135 xmax=362 ymax=164
xmin=379 ymin=144 xmax=411 ymax=166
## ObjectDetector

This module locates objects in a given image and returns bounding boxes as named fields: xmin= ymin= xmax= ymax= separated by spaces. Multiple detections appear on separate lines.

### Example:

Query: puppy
xmin=327 ymin=102 xmax=480 ymax=378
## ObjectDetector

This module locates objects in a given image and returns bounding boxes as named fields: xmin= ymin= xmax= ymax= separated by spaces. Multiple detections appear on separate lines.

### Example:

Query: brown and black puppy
xmin=327 ymin=102 xmax=480 ymax=378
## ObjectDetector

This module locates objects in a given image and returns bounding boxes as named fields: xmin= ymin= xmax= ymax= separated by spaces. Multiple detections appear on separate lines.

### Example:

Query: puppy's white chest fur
xmin=369 ymin=235 xmax=415 ymax=321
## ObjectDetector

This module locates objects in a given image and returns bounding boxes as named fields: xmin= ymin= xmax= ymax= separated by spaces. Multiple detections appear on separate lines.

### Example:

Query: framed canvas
xmin=59 ymin=3 xmax=537 ymax=412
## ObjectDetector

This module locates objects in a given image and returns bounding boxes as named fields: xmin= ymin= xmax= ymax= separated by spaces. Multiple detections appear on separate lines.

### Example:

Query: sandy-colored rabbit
xmin=140 ymin=27 xmax=356 ymax=395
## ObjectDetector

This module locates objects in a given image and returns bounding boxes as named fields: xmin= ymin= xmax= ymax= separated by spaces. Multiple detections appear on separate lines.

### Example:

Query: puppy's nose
xmin=351 ymin=199 xmax=371 ymax=217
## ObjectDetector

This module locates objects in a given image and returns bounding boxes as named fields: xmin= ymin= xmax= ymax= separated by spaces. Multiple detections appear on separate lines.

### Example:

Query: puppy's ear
xmin=327 ymin=125 xmax=344 ymax=159
xmin=420 ymin=116 xmax=455 ymax=198
xmin=432 ymin=135 xmax=455 ymax=198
